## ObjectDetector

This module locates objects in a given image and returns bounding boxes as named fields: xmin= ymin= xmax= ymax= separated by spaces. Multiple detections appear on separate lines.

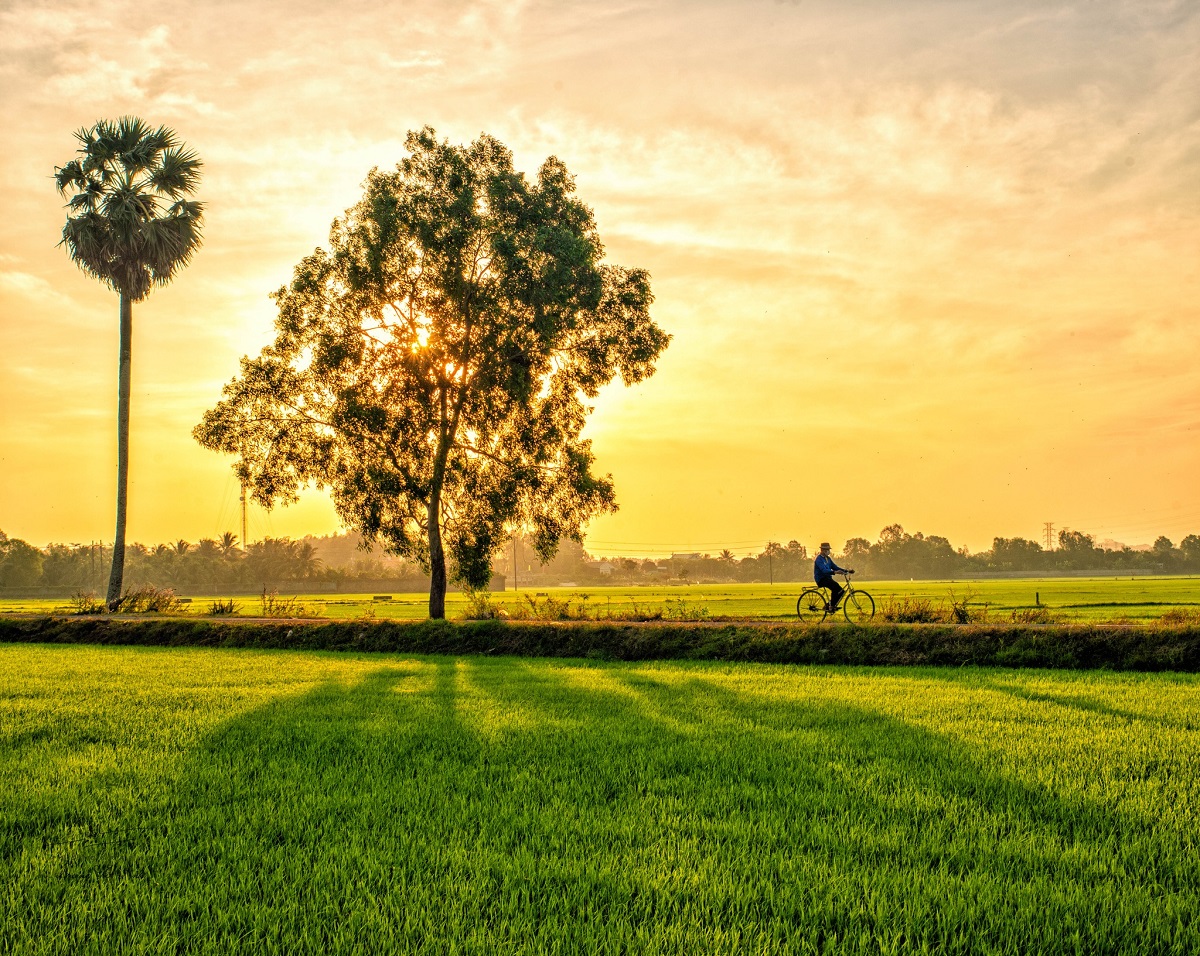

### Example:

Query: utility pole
xmin=768 ymin=549 xmax=774 ymax=585
xmin=512 ymin=534 xmax=519 ymax=591
xmin=1043 ymin=522 xmax=1055 ymax=551
xmin=240 ymin=482 xmax=248 ymax=550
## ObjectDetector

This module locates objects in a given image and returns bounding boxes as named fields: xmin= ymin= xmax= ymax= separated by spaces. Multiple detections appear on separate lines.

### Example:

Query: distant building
xmin=1099 ymin=538 xmax=1152 ymax=552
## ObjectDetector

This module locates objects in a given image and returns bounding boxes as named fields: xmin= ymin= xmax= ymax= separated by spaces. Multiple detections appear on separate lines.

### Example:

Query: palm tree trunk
xmin=106 ymin=292 xmax=132 ymax=611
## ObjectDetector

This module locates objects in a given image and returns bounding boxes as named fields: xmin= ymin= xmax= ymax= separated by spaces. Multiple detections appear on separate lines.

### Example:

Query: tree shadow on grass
xmin=909 ymin=664 xmax=1200 ymax=735
xmin=964 ymin=675 xmax=1200 ymax=731
xmin=6 ymin=657 xmax=1199 ymax=955
xmin=467 ymin=661 xmax=1200 ymax=952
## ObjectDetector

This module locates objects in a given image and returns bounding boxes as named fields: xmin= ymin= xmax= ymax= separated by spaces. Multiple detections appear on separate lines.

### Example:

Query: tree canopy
xmin=196 ymin=127 xmax=670 ymax=617
xmin=54 ymin=116 xmax=204 ymax=302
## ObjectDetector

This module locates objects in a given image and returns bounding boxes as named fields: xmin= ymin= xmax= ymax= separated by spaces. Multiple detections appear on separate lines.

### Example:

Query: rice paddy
xmin=3 ymin=644 xmax=1198 ymax=954
xmin=3 ymin=576 xmax=1199 ymax=622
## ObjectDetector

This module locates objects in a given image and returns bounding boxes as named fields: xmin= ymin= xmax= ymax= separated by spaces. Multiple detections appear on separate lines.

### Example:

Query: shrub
xmin=116 ymin=586 xmax=186 ymax=614
xmin=461 ymin=591 xmax=502 ymax=620
xmin=947 ymin=588 xmax=988 ymax=625
xmin=1160 ymin=607 xmax=1200 ymax=625
xmin=489 ymin=594 xmax=714 ymax=623
xmin=68 ymin=590 xmax=106 ymax=614
xmin=1011 ymin=606 xmax=1055 ymax=625
xmin=879 ymin=596 xmax=943 ymax=624
xmin=506 ymin=593 xmax=586 ymax=621
xmin=662 ymin=598 xmax=711 ymax=622
xmin=590 ymin=600 xmax=662 ymax=622
xmin=207 ymin=598 xmax=238 ymax=616
xmin=258 ymin=588 xmax=314 ymax=619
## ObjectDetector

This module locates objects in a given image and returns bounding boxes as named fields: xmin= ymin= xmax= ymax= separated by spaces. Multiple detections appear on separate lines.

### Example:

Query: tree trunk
xmin=106 ymin=292 xmax=132 ymax=611
xmin=427 ymin=496 xmax=447 ymax=619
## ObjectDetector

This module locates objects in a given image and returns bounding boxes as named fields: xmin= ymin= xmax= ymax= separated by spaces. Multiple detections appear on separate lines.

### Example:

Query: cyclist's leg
xmin=817 ymin=576 xmax=843 ymax=611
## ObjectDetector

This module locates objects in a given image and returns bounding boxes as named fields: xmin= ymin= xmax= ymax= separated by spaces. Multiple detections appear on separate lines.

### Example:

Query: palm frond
xmin=150 ymin=147 xmax=203 ymax=198
xmin=110 ymin=116 xmax=166 ymax=174
xmin=167 ymin=199 xmax=205 ymax=220
xmin=54 ymin=159 xmax=85 ymax=195
xmin=108 ymin=178 xmax=161 ymax=220
xmin=55 ymin=116 xmax=204 ymax=298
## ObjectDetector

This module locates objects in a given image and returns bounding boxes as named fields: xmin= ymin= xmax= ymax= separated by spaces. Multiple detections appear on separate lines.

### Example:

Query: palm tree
xmin=294 ymin=541 xmax=322 ymax=580
xmin=218 ymin=532 xmax=241 ymax=560
xmin=54 ymin=117 xmax=204 ymax=610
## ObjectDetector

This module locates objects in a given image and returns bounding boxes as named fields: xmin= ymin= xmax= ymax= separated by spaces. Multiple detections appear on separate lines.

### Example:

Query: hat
xmin=819 ymin=542 xmax=831 ymax=550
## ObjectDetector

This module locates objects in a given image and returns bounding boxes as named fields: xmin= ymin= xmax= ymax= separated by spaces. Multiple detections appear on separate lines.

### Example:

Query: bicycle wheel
xmin=843 ymin=590 xmax=875 ymax=624
xmin=796 ymin=588 xmax=829 ymax=623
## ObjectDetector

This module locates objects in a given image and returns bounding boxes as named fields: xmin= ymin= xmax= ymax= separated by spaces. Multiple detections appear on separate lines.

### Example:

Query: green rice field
xmin=3 ymin=576 xmax=1200 ymax=622
xmin=3 ymin=644 xmax=1198 ymax=954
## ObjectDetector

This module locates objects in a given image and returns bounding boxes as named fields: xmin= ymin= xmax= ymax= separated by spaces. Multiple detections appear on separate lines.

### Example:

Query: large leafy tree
xmin=196 ymin=128 xmax=669 ymax=618
xmin=54 ymin=116 xmax=204 ymax=610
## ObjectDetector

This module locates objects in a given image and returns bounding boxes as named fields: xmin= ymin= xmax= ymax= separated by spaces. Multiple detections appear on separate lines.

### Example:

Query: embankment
xmin=3 ymin=616 xmax=1200 ymax=671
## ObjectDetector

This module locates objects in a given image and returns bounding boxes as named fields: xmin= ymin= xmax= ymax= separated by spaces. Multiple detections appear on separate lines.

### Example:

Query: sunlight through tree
xmin=196 ymin=128 xmax=668 ymax=618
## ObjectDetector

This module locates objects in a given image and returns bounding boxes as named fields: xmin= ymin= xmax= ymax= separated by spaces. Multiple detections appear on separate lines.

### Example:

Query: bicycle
xmin=796 ymin=571 xmax=875 ymax=624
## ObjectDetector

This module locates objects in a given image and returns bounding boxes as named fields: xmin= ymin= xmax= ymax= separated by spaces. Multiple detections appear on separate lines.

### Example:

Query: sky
xmin=1 ymin=0 xmax=1197 ymax=558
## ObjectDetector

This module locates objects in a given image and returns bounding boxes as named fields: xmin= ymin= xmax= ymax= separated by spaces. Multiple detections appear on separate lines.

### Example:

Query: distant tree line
xmin=3 ymin=524 xmax=1199 ymax=593
xmin=0 ymin=530 xmax=427 ymax=593
xmin=499 ymin=525 xmax=1200 ymax=585
xmin=838 ymin=525 xmax=1200 ymax=579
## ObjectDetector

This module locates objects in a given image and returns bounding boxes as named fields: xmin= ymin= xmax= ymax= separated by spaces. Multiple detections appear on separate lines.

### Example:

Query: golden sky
xmin=1 ymin=0 xmax=1197 ymax=557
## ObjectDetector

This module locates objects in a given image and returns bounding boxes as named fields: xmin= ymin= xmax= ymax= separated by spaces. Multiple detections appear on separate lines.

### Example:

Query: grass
xmin=3 ymin=645 xmax=1199 ymax=954
xmin=4 ymin=576 xmax=1200 ymax=623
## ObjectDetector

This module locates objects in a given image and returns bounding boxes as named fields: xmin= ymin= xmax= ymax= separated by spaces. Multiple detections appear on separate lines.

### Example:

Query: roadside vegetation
xmin=3 ymin=614 xmax=1200 ymax=672
xmin=3 ymin=646 xmax=1198 ymax=954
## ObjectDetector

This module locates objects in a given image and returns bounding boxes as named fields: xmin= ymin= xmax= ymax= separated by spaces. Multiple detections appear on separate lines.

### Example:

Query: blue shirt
xmin=814 ymin=553 xmax=844 ymax=582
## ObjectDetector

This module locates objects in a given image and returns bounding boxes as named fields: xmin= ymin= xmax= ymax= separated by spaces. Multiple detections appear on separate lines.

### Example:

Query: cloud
xmin=3 ymin=0 xmax=1200 ymax=546
xmin=379 ymin=52 xmax=445 ymax=71
xmin=44 ymin=24 xmax=212 ymax=108
xmin=152 ymin=92 xmax=223 ymax=118
xmin=0 ymin=270 xmax=76 ymax=309
xmin=0 ymin=4 xmax=91 ymax=52
xmin=0 ymin=11 xmax=218 ymax=116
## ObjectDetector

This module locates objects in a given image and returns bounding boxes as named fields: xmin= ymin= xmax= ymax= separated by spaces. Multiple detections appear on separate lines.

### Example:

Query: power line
xmin=1062 ymin=512 xmax=1200 ymax=540
xmin=584 ymin=538 xmax=768 ymax=549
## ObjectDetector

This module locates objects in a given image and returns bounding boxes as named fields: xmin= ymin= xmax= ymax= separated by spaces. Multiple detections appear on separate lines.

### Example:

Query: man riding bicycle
xmin=814 ymin=542 xmax=854 ymax=613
